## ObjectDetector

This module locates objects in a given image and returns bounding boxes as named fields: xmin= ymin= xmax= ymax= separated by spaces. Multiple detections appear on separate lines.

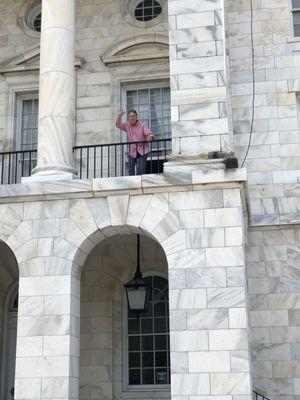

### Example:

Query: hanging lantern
xmin=124 ymin=235 xmax=150 ymax=313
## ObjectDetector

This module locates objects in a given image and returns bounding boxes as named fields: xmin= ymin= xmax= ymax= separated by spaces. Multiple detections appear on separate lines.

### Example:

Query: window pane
xmin=142 ymin=352 xmax=154 ymax=367
xmin=141 ymin=318 xmax=153 ymax=333
xmin=142 ymin=369 xmax=154 ymax=384
xmin=128 ymin=318 xmax=140 ymax=334
xmin=292 ymin=0 xmax=300 ymax=8
xmin=129 ymin=369 xmax=140 ymax=385
xmin=155 ymin=351 xmax=167 ymax=367
xmin=155 ymin=335 xmax=166 ymax=350
xmin=129 ymin=336 xmax=140 ymax=351
xmin=142 ymin=336 xmax=153 ymax=351
xmin=129 ymin=352 xmax=140 ymax=368
xmin=155 ymin=369 xmax=168 ymax=384
xmin=154 ymin=301 xmax=166 ymax=317
xmin=154 ymin=318 xmax=166 ymax=333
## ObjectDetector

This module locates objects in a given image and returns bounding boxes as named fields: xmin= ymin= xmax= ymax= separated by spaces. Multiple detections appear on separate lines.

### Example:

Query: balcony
xmin=0 ymin=138 xmax=171 ymax=184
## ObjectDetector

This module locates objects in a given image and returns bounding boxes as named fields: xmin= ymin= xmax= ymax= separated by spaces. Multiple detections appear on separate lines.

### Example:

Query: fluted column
xmin=30 ymin=0 xmax=77 ymax=181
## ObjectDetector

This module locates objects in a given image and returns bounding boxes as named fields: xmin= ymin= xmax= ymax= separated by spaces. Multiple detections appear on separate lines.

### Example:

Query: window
xmin=26 ymin=3 xmax=42 ymax=32
xmin=16 ymin=94 xmax=38 ymax=151
xmin=135 ymin=0 xmax=162 ymax=22
xmin=119 ymin=0 xmax=165 ymax=28
xmin=125 ymin=85 xmax=171 ymax=141
xmin=13 ymin=93 xmax=38 ymax=181
xmin=123 ymin=83 xmax=171 ymax=174
xmin=292 ymin=0 xmax=300 ymax=36
xmin=1 ymin=287 xmax=18 ymax=400
xmin=127 ymin=275 xmax=170 ymax=386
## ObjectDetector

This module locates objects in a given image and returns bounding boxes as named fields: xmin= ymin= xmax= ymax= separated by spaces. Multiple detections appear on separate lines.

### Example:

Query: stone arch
xmin=66 ymin=194 xmax=184 ymax=275
xmin=101 ymin=34 xmax=169 ymax=65
xmin=80 ymin=233 xmax=170 ymax=398
xmin=59 ymin=194 xmax=181 ymax=399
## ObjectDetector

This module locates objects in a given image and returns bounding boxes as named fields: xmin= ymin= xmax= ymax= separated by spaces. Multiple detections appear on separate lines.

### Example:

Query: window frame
xmin=291 ymin=0 xmax=300 ymax=37
xmin=15 ymin=91 xmax=39 ymax=151
xmin=119 ymin=0 xmax=166 ymax=28
xmin=121 ymin=80 xmax=171 ymax=141
xmin=134 ymin=0 xmax=162 ymax=22
xmin=122 ymin=271 xmax=170 ymax=392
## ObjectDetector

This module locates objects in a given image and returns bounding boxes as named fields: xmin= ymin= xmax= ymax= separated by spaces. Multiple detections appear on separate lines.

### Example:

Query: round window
xmin=134 ymin=0 xmax=162 ymax=22
xmin=26 ymin=4 xmax=42 ymax=32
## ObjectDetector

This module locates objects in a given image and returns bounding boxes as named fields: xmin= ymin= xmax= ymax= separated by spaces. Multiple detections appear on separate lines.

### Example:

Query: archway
xmin=79 ymin=232 xmax=171 ymax=400
xmin=0 ymin=241 xmax=19 ymax=400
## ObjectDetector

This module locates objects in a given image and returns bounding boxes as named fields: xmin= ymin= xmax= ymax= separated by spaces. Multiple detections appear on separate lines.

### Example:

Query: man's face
xmin=129 ymin=112 xmax=137 ymax=125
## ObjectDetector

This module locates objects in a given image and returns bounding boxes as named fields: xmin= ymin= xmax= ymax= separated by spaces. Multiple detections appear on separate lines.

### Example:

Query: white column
xmin=30 ymin=0 xmax=77 ymax=181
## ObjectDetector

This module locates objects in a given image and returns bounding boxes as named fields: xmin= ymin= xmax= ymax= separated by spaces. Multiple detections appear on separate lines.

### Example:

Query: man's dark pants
xmin=128 ymin=153 xmax=148 ymax=175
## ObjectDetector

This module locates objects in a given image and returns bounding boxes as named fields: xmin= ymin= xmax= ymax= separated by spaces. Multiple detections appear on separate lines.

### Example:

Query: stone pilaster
xmin=168 ymin=0 xmax=233 ymax=157
xmin=29 ymin=0 xmax=77 ymax=181
xmin=14 ymin=260 xmax=80 ymax=400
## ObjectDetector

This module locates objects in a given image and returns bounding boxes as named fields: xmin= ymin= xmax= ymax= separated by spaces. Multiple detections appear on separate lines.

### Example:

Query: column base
xmin=22 ymin=167 xmax=78 ymax=183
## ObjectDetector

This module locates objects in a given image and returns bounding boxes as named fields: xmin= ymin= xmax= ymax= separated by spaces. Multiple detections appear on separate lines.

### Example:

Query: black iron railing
xmin=0 ymin=139 xmax=171 ymax=184
xmin=0 ymin=149 xmax=37 ymax=185
xmin=74 ymin=138 xmax=171 ymax=179
xmin=253 ymin=391 xmax=271 ymax=400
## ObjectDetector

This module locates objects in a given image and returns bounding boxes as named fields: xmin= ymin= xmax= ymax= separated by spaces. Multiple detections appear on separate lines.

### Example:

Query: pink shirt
xmin=116 ymin=120 xmax=154 ymax=158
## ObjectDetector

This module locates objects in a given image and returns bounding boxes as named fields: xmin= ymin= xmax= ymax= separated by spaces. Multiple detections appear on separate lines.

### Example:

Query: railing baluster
xmin=79 ymin=148 xmax=83 ymax=179
xmin=121 ymin=143 xmax=124 ymax=176
xmin=253 ymin=390 xmax=270 ymax=400
xmin=87 ymin=147 xmax=90 ymax=179
xmin=8 ymin=153 xmax=11 ymax=184
xmin=157 ymin=140 xmax=160 ymax=173
xmin=150 ymin=141 xmax=153 ymax=174
xmin=14 ymin=153 xmax=18 ymax=184
xmin=1 ymin=154 xmax=4 ymax=185
xmin=114 ymin=145 xmax=117 ymax=177
xmin=29 ymin=151 xmax=32 ymax=177
xmin=21 ymin=151 xmax=25 ymax=179
xmin=101 ymin=146 xmax=103 ymax=178
xmin=94 ymin=146 xmax=96 ymax=178
xmin=108 ymin=146 xmax=110 ymax=178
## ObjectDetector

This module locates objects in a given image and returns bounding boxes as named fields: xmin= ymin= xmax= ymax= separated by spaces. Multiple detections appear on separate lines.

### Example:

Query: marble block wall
xmin=168 ymin=0 xmax=232 ymax=156
xmin=227 ymin=0 xmax=300 ymax=225
xmin=0 ymin=175 xmax=253 ymax=400
xmin=247 ymin=226 xmax=300 ymax=399
xmin=0 ymin=0 xmax=170 ymax=151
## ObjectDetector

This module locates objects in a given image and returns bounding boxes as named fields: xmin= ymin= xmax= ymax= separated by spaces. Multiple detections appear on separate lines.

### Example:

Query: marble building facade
xmin=0 ymin=0 xmax=299 ymax=400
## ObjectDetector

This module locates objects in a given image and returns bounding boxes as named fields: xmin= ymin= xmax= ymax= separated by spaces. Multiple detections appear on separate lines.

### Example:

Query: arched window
xmin=126 ymin=275 xmax=170 ymax=386
xmin=1 ymin=286 xmax=18 ymax=400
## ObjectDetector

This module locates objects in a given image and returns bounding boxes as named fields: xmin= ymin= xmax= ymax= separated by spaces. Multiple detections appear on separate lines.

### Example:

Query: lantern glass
xmin=126 ymin=285 xmax=148 ymax=312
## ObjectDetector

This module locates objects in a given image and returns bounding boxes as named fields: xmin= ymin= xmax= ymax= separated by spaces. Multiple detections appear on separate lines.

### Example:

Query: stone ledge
xmin=0 ymin=167 xmax=247 ymax=204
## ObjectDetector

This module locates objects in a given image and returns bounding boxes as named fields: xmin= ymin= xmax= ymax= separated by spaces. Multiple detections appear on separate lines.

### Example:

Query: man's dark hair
xmin=128 ymin=109 xmax=138 ymax=116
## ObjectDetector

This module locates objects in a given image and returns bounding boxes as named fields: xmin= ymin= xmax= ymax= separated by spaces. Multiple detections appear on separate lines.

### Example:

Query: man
xmin=115 ymin=110 xmax=154 ymax=176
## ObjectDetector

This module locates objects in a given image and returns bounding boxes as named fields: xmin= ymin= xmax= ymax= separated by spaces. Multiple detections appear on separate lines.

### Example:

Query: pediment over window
xmin=0 ymin=45 xmax=85 ymax=74
xmin=102 ymin=34 xmax=169 ymax=66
